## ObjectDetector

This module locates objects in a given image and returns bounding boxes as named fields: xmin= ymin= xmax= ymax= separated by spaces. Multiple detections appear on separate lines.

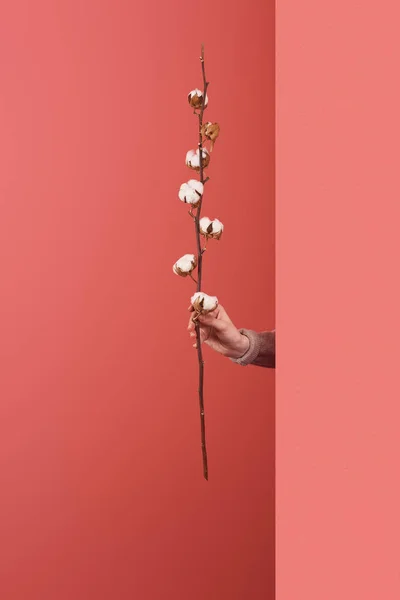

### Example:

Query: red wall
xmin=0 ymin=2 xmax=274 ymax=598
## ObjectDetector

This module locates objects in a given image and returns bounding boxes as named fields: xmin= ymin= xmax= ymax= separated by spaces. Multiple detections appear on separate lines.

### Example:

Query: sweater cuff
xmin=230 ymin=329 xmax=262 ymax=366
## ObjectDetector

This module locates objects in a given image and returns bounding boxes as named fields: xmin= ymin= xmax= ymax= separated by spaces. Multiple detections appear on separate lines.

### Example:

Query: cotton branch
xmin=193 ymin=43 xmax=210 ymax=481
xmin=175 ymin=45 xmax=220 ymax=480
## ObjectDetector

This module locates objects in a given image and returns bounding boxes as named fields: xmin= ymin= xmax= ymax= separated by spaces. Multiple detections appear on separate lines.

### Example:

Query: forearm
xmin=231 ymin=329 xmax=275 ymax=369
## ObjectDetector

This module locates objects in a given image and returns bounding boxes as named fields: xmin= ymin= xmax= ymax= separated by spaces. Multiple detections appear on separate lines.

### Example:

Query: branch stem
xmin=193 ymin=43 xmax=209 ymax=481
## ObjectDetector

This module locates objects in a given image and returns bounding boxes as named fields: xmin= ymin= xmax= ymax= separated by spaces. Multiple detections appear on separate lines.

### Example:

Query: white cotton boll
xmin=199 ymin=217 xmax=212 ymax=232
xmin=187 ymin=180 xmax=204 ymax=196
xmin=186 ymin=148 xmax=210 ymax=171
xmin=178 ymin=180 xmax=204 ymax=205
xmin=177 ymin=254 xmax=196 ymax=272
xmin=191 ymin=292 xmax=218 ymax=314
xmin=187 ymin=152 xmax=200 ymax=169
xmin=183 ymin=188 xmax=200 ymax=204
xmin=173 ymin=254 xmax=197 ymax=277
xmin=178 ymin=183 xmax=191 ymax=202
xmin=189 ymin=88 xmax=202 ymax=98
xmin=186 ymin=150 xmax=196 ymax=164
xmin=178 ymin=182 xmax=197 ymax=204
xmin=199 ymin=217 xmax=224 ymax=240
xmin=212 ymin=219 xmax=224 ymax=234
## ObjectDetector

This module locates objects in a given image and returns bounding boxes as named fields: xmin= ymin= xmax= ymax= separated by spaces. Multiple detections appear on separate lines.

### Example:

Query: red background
xmin=0 ymin=1 xmax=274 ymax=599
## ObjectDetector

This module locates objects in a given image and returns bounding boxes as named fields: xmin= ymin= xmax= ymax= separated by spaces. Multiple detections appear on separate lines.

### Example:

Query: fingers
xmin=199 ymin=305 xmax=234 ymax=327
xmin=188 ymin=310 xmax=231 ymax=334
xmin=187 ymin=303 xmax=234 ymax=340
xmin=187 ymin=310 xmax=203 ymax=330
xmin=210 ymin=304 xmax=233 ymax=325
xmin=189 ymin=321 xmax=208 ymax=349
xmin=189 ymin=328 xmax=207 ymax=342
xmin=188 ymin=305 xmax=197 ymax=330
xmin=197 ymin=312 xmax=228 ymax=332
xmin=188 ymin=304 xmax=231 ymax=323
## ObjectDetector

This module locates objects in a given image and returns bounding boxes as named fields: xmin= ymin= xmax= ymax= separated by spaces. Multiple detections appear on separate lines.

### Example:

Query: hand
xmin=188 ymin=304 xmax=250 ymax=359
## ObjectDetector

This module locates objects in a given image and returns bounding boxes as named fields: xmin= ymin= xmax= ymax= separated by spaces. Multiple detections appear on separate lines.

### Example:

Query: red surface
xmin=277 ymin=1 xmax=400 ymax=598
xmin=0 ymin=1 xmax=274 ymax=599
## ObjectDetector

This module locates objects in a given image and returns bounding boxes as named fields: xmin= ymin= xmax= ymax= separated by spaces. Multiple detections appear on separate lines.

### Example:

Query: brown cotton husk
xmin=188 ymin=91 xmax=207 ymax=110
xmin=191 ymin=296 xmax=205 ymax=313
xmin=200 ymin=229 xmax=223 ymax=240
xmin=201 ymin=122 xmax=220 ymax=151
xmin=189 ymin=95 xmax=202 ymax=109
xmin=201 ymin=152 xmax=211 ymax=169
xmin=173 ymin=265 xmax=188 ymax=277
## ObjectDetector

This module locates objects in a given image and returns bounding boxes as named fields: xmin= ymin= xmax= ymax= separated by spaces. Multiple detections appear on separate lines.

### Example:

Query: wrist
xmin=228 ymin=333 xmax=250 ymax=359
xmin=230 ymin=329 xmax=264 ymax=367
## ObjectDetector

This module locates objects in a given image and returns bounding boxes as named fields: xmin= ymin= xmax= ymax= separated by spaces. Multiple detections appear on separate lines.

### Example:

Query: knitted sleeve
xmin=230 ymin=329 xmax=275 ymax=369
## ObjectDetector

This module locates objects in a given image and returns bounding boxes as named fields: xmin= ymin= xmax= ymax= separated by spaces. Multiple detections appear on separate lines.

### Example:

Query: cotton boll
xmin=188 ymin=89 xmax=209 ymax=110
xmin=188 ymin=153 xmax=200 ymax=169
xmin=201 ymin=122 xmax=220 ymax=151
xmin=191 ymin=292 xmax=218 ymax=314
xmin=173 ymin=254 xmax=197 ymax=277
xmin=199 ymin=148 xmax=210 ymax=169
xmin=180 ymin=188 xmax=200 ymax=205
xmin=186 ymin=148 xmax=210 ymax=171
xmin=178 ymin=183 xmax=195 ymax=204
xmin=178 ymin=183 xmax=191 ymax=202
xmin=199 ymin=217 xmax=224 ymax=240
xmin=178 ymin=180 xmax=204 ymax=205
xmin=201 ymin=122 xmax=220 ymax=141
xmin=186 ymin=150 xmax=196 ymax=165
xmin=211 ymin=219 xmax=224 ymax=238
xmin=199 ymin=217 xmax=212 ymax=234
xmin=187 ymin=179 xmax=204 ymax=196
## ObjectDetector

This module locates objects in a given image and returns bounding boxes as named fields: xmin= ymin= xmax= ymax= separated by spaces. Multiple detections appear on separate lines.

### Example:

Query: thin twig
xmin=193 ymin=43 xmax=210 ymax=481
xmin=201 ymin=234 xmax=209 ymax=254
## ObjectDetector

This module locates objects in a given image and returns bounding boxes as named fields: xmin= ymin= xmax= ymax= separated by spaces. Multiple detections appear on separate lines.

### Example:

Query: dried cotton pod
xmin=173 ymin=254 xmax=197 ymax=277
xmin=188 ymin=89 xmax=209 ymax=110
xmin=191 ymin=292 xmax=218 ymax=315
xmin=178 ymin=179 xmax=204 ymax=206
xmin=186 ymin=148 xmax=210 ymax=171
xmin=199 ymin=217 xmax=224 ymax=240
xmin=201 ymin=122 xmax=220 ymax=151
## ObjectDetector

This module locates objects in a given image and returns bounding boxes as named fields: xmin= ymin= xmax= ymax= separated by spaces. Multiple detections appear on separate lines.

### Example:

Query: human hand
xmin=188 ymin=304 xmax=250 ymax=359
